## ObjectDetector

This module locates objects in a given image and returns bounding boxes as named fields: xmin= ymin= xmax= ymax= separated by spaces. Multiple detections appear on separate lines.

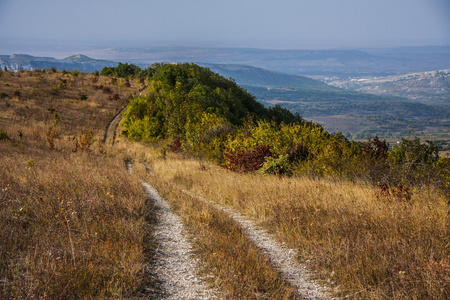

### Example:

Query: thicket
xmin=120 ymin=63 xmax=450 ymax=194
xmin=100 ymin=62 xmax=152 ymax=78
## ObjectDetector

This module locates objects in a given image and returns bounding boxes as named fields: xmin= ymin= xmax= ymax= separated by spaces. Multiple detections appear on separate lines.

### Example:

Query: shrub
xmin=73 ymin=129 xmax=95 ymax=152
xmin=78 ymin=92 xmax=87 ymax=101
xmin=0 ymin=92 xmax=9 ymax=99
xmin=259 ymin=154 xmax=292 ymax=176
xmin=13 ymin=90 xmax=21 ymax=98
xmin=112 ymin=93 xmax=120 ymax=100
xmin=286 ymin=144 xmax=309 ymax=162
xmin=72 ymin=69 xmax=80 ymax=77
xmin=223 ymin=145 xmax=272 ymax=172
xmin=46 ymin=113 xmax=60 ymax=150
xmin=169 ymin=138 xmax=182 ymax=153
xmin=50 ymin=66 xmax=57 ymax=73
xmin=102 ymin=86 xmax=112 ymax=94
xmin=0 ymin=129 xmax=10 ymax=141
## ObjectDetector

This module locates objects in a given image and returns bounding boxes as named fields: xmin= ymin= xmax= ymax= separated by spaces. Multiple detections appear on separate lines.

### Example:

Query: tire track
xmin=143 ymin=163 xmax=333 ymax=299
xmin=126 ymin=162 xmax=219 ymax=299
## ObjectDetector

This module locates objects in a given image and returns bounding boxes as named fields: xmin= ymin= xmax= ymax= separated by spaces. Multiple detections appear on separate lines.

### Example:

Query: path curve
xmin=103 ymin=106 xmax=127 ymax=145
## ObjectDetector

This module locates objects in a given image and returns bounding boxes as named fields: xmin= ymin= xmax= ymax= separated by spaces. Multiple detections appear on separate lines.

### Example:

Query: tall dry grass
xmin=0 ymin=70 xmax=141 ymax=138
xmin=0 ymin=71 xmax=156 ymax=298
xmin=0 ymin=136 xmax=155 ymax=299
xmin=143 ymin=152 xmax=449 ymax=299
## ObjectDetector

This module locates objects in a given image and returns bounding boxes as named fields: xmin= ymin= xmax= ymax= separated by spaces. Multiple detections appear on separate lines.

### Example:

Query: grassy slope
xmin=0 ymin=70 xmax=157 ymax=298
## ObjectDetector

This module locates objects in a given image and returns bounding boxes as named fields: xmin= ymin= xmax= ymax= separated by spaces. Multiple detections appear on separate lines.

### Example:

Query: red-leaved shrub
xmin=223 ymin=145 xmax=272 ymax=172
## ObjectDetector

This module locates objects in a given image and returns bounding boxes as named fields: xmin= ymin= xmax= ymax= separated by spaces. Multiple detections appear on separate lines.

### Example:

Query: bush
xmin=169 ymin=138 xmax=182 ymax=153
xmin=224 ymin=145 xmax=272 ymax=172
xmin=286 ymin=144 xmax=309 ymax=162
xmin=259 ymin=154 xmax=292 ymax=176
xmin=102 ymin=86 xmax=112 ymax=94
xmin=0 ymin=129 xmax=10 ymax=141
xmin=13 ymin=90 xmax=21 ymax=98
xmin=72 ymin=69 xmax=80 ymax=77
xmin=78 ymin=92 xmax=87 ymax=101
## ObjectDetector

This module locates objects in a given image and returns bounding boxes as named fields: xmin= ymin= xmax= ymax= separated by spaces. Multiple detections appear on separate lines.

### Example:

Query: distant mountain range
xmin=80 ymin=46 xmax=450 ymax=78
xmin=0 ymin=54 xmax=117 ymax=73
xmin=197 ymin=63 xmax=338 ymax=90
xmin=0 ymin=53 xmax=338 ymax=90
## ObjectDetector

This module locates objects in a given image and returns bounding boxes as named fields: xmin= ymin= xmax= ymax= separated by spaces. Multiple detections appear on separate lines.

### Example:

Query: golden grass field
xmin=1 ymin=69 xmax=449 ymax=299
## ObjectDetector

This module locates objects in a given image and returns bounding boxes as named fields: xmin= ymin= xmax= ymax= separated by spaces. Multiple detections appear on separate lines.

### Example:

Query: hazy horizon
xmin=1 ymin=0 xmax=449 ymax=57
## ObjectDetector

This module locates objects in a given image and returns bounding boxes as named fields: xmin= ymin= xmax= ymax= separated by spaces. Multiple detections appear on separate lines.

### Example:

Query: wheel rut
xmin=126 ymin=162 xmax=219 ymax=299
xmin=143 ymin=163 xmax=333 ymax=299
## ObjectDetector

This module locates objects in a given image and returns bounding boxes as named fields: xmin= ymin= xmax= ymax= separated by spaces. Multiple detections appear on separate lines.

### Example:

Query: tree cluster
xmin=119 ymin=63 xmax=449 ymax=195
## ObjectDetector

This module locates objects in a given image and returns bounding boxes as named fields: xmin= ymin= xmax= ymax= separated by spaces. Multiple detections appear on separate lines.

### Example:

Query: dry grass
xmin=143 ymin=153 xmax=449 ymax=299
xmin=0 ymin=71 xmax=155 ymax=298
xmin=0 ymin=69 xmax=142 ymax=138
xmin=2 ymin=70 xmax=448 ymax=299
xmin=0 ymin=137 xmax=155 ymax=298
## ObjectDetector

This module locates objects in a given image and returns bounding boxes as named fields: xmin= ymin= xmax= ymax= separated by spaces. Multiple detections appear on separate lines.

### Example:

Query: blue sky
xmin=0 ymin=0 xmax=449 ymax=49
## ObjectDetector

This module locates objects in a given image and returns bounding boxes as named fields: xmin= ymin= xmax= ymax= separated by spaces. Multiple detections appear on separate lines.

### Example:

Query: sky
xmin=0 ymin=0 xmax=449 ymax=50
